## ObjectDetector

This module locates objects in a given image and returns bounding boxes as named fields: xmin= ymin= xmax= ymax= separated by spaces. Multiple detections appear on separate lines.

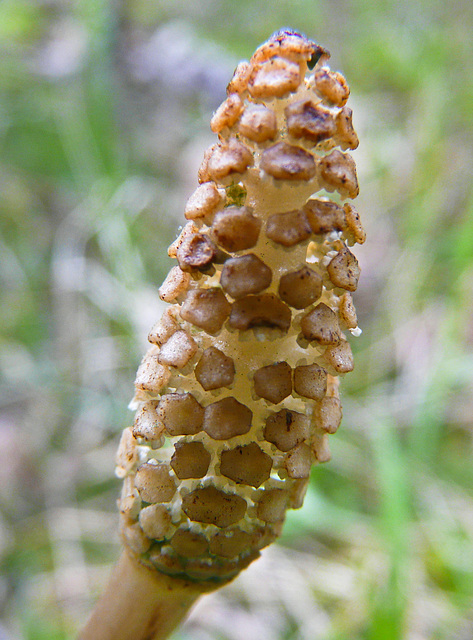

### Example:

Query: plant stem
xmin=79 ymin=550 xmax=206 ymax=640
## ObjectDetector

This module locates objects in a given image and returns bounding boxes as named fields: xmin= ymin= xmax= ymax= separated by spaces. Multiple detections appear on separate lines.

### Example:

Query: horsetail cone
xmin=117 ymin=30 xmax=365 ymax=586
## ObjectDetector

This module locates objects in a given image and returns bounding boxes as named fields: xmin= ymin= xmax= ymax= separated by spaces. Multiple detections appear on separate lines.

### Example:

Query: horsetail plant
xmin=80 ymin=29 xmax=365 ymax=640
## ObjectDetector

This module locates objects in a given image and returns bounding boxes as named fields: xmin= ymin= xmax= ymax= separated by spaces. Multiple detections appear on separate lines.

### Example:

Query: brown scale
xmin=116 ymin=29 xmax=366 ymax=585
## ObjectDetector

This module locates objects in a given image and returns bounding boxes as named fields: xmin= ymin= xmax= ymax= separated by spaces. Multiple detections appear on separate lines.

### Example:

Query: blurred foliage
xmin=1 ymin=1 xmax=473 ymax=639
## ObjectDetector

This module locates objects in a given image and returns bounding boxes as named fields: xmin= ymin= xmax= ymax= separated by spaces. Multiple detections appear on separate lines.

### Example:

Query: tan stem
xmin=79 ymin=550 xmax=207 ymax=640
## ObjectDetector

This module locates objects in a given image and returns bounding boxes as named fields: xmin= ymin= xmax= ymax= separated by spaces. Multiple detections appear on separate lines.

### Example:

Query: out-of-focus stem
xmin=79 ymin=550 xmax=206 ymax=640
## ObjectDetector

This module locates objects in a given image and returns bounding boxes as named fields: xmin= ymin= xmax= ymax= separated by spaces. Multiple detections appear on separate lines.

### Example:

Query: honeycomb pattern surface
xmin=116 ymin=29 xmax=365 ymax=585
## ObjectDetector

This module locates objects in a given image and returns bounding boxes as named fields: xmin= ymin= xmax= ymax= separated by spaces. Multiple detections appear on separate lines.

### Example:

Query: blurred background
xmin=1 ymin=0 xmax=473 ymax=638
